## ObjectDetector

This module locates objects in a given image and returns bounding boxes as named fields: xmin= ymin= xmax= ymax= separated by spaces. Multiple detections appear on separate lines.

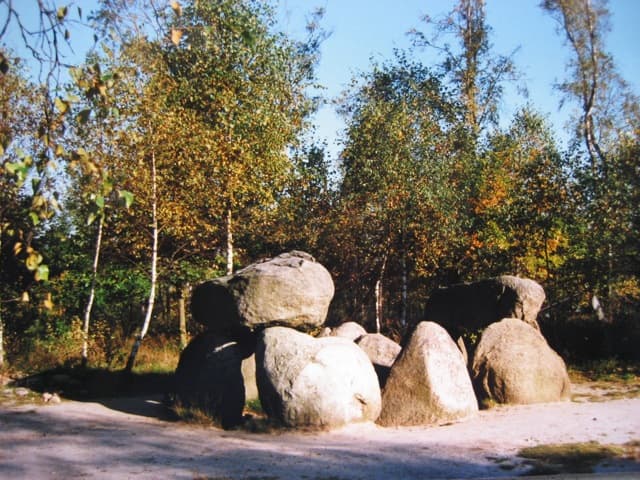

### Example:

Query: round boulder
xmin=256 ymin=326 xmax=381 ymax=429
xmin=377 ymin=322 xmax=478 ymax=427
xmin=227 ymin=251 xmax=334 ymax=332
xmin=471 ymin=318 xmax=571 ymax=406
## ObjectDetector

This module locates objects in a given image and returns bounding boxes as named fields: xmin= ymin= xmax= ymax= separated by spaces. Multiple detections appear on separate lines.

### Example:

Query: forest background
xmin=0 ymin=0 xmax=638 ymax=375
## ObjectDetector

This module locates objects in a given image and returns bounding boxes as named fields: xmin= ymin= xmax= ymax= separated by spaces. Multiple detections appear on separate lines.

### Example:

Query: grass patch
xmin=172 ymin=403 xmax=218 ymax=427
xmin=245 ymin=397 xmax=263 ymax=415
xmin=1 ymin=337 xmax=179 ymax=404
xmin=517 ymin=441 xmax=639 ymax=475
xmin=0 ymin=385 xmax=44 ymax=407
xmin=569 ymin=359 xmax=639 ymax=384
xmin=569 ymin=359 xmax=640 ymax=403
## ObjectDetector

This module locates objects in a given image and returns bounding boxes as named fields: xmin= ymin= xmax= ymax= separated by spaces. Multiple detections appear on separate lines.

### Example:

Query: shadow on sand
xmin=11 ymin=367 xmax=179 ymax=421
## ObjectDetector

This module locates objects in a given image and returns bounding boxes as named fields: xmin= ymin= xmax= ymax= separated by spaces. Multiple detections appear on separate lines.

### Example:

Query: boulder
xmin=256 ymin=326 xmax=381 ymax=429
xmin=471 ymin=318 xmax=571 ymax=406
xmin=173 ymin=331 xmax=246 ymax=429
xmin=190 ymin=279 xmax=239 ymax=332
xmin=355 ymin=333 xmax=401 ymax=388
xmin=423 ymin=275 xmax=545 ymax=339
xmin=330 ymin=321 xmax=367 ymax=341
xmin=194 ymin=251 xmax=334 ymax=333
xmin=377 ymin=322 xmax=478 ymax=427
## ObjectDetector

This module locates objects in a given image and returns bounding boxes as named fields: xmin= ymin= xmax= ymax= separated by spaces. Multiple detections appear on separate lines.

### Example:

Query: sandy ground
xmin=1 ymin=387 xmax=639 ymax=480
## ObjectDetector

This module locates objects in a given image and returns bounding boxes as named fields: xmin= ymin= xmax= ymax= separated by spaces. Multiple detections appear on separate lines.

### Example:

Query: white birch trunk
xmin=125 ymin=148 xmax=159 ymax=373
xmin=401 ymin=252 xmax=408 ymax=328
xmin=81 ymin=214 xmax=104 ymax=367
xmin=374 ymin=279 xmax=382 ymax=334
xmin=226 ymin=207 xmax=233 ymax=275
xmin=375 ymin=253 xmax=388 ymax=334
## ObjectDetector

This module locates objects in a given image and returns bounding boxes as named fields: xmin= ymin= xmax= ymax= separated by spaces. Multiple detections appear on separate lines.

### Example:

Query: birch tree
xmin=541 ymin=0 xmax=638 ymax=173
xmin=166 ymin=0 xmax=321 ymax=272
xmin=411 ymin=0 xmax=518 ymax=141
xmin=335 ymin=54 xmax=462 ymax=331
xmin=542 ymin=0 xmax=640 ymax=319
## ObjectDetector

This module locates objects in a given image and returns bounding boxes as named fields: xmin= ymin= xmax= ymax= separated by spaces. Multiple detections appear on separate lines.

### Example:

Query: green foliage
xmin=1 ymin=1 xmax=638 ymax=372
xmin=162 ymin=0 xmax=321 ymax=267
xmin=326 ymin=52 xmax=467 ymax=328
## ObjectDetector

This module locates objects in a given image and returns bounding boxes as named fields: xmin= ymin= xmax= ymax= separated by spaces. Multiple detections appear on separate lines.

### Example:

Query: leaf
xmin=76 ymin=109 xmax=91 ymax=124
xmin=95 ymin=195 xmax=105 ymax=209
xmin=29 ymin=212 xmax=40 ymax=226
xmin=57 ymin=6 xmax=68 ymax=20
xmin=50 ymin=196 xmax=61 ymax=212
xmin=13 ymin=242 xmax=23 ymax=255
xmin=5 ymin=161 xmax=18 ymax=174
xmin=87 ymin=212 xmax=97 ymax=226
xmin=102 ymin=179 xmax=114 ymax=195
xmin=26 ymin=251 xmax=43 ymax=271
xmin=36 ymin=265 xmax=50 ymax=282
xmin=43 ymin=293 xmax=53 ymax=310
xmin=171 ymin=28 xmax=183 ymax=46
xmin=118 ymin=190 xmax=134 ymax=209
xmin=171 ymin=1 xmax=182 ymax=16
xmin=54 ymin=97 xmax=69 ymax=114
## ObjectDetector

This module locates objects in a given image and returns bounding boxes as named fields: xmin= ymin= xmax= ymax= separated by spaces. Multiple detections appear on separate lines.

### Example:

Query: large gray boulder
xmin=356 ymin=333 xmax=401 ymax=388
xmin=471 ymin=318 xmax=571 ymax=406
xmin=173 ymin=331 xmax=246 ymax=429
xmin=423 ymin=275 xmax=545 ymax=339
xmin=256 ymin=326 xmax=381 ymax=429
xmin=377 ymin=322 xmax=478 ymax=427
xmin=193 ymin=251 xmax=334 ymax=333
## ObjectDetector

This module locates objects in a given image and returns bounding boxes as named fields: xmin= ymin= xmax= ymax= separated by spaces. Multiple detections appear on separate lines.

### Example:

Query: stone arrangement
xmin=173 ymin=250 xmax=570 ymax=430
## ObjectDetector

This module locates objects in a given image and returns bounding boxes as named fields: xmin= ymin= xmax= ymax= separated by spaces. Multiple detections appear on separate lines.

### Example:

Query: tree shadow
xmin=10 ymin=366 xmax=178 ymax=421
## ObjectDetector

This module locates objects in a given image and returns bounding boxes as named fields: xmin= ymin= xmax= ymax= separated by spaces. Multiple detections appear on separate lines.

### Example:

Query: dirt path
xmin=1 ymin=391 xmax=639 ymax=479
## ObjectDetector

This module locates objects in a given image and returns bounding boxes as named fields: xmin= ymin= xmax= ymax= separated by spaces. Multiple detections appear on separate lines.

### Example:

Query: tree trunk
xmin=461 ymin=0 xmax=483 ymax=139
xmin=178 ymin=283 xmax=189 ymax=350
xmin=82 ymin=214 xmax=104 ymax=368
xmin=125 ymin=149 xmax=159 ymax=373
xmin=401 ymin=252 xmax=408 ymax=328
xmin=226 ymin=208 xmax=234 ymax=275
xmin=375 ymin=252 xmax=388 ymax=334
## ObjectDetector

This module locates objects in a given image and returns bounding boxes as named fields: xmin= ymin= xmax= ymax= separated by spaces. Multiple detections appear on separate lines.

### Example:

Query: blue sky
xmin=278 ymin=0 xmax=640 ymax=159
xmin=6 ymin=0 xmax=639 ymax=160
